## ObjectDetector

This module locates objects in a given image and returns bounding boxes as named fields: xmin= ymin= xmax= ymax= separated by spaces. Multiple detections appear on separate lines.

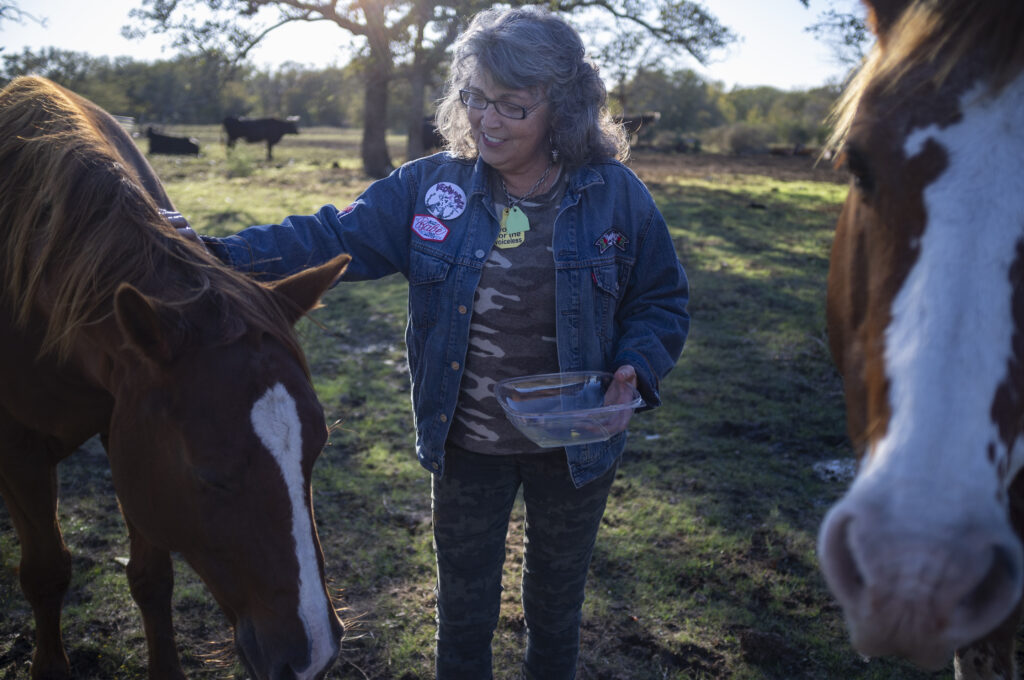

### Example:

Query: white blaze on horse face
xmin=251 ymin=383 xmax=336 ymax=679
xmin=862 ymin=72 xmax=1024 ymax=514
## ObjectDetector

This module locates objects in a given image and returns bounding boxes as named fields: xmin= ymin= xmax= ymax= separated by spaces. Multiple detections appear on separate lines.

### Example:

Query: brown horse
xmin=818 ymin=0 xmax=1024 ymax=678
xmin=0 ymin=76 xmax=350 ymax=679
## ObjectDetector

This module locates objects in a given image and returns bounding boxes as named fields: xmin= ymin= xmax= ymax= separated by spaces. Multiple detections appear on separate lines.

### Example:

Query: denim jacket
xmin=204 ymin=153 xmax=689 ymax=487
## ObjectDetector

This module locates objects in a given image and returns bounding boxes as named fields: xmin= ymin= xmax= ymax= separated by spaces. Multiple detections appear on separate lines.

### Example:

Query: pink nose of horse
xmin=818 ymin=499 xmax=1024 ymax=669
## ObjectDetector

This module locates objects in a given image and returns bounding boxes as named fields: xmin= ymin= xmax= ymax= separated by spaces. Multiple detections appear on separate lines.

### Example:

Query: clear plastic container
xmin=494 ymin=371 xmax=645 ymax=448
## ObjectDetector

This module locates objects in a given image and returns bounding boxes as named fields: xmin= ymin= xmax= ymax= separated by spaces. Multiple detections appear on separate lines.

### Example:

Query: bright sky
xmin=0 ymin=0 xmax=865 ymax=91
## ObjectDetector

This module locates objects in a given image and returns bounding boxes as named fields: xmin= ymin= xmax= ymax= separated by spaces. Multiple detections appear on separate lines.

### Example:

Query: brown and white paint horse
xmin=818 ymin=1 xmax=1024 ymax=678
xmin=0 ymin=76 xmax=349 ymax=679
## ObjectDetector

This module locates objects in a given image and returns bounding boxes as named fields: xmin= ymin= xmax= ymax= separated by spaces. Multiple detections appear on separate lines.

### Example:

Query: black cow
xmin=222 ymin=116 xmax=299 ymax=160
xmin=422 ymin=116 xmax=445 ymax=153
xmin=145 ymin=126 xmax=200 ymax=156
xmin=613 ymin=112 xmax=661 ymax=146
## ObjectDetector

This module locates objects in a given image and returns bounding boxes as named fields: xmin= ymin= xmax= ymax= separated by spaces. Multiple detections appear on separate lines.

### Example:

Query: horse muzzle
xmin=818 ymin=493 xmax=1024 ymax=669
xmin=234 ymin=614 xmax=342 ymax=680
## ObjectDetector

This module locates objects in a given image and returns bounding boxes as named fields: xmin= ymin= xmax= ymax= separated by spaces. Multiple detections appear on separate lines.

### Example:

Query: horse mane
xmin=0 ymin=76 xmax=307 ymax=369
xmin=827 ymin=0 xmax=1024 ymax=154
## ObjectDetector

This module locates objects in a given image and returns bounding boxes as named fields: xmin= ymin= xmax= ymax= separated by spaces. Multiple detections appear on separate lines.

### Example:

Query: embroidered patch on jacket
xmin=595 ymin=229 xmax=629 ymax=253
xmin=411 ymin=214 xmax=449 ymax=242
xmin=424 ymin=182 xmax=467 ymax=220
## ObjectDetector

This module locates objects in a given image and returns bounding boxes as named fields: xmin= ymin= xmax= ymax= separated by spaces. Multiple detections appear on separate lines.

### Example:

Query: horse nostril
xmin=819 ymin=512 xmax=866 ymax=605
xmin=959 ymin=544 xmax=1022 ymax=619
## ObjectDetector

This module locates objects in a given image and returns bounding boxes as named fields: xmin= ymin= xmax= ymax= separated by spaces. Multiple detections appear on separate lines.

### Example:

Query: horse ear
xmin=268 ymin=254 xmax=351 ymax=325
xmin=862 ymin=0 xmax=911 ymax=38
xmin=114 ymin=283 xmax=175 ymax=364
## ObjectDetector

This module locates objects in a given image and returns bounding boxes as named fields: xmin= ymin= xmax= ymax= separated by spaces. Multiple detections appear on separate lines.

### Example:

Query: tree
xmin=391 ymin=0 xmax=735 ymax=159
xmin=126 ymin=0 xmax=476 ymax=177
xmin=0 ymin=1 xmax=45 ymax=56
xmin=250 ymin=63 xmax=356 ymax=127
xmin=592 ymin=28 xmax=660 ymax=115
xmin=554 ymin=0 xmax=735 ymax=63
xmin=0 ymin=1 xmax=44 ymax=31
xmin=554 ymin=0 xmax=734 ymax=117
xmin=625 ymin=67 xmax=725 ymax=135
xmin=401 ymin=0 xmax=493 ymax=160
xmin=803 ymin=1 xmax=871 ymax=71
xmin=0 ymin=47 xmax=248 ymax=121
xmin=1 ymin=48 xmax=108 ymax=96
xmin=126 ymin=0 xmax=736 ymax=178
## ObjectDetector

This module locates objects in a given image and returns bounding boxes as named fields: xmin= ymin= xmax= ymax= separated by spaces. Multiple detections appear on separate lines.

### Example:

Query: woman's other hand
xmin=603 ymin=364 xmax=638 ymax=435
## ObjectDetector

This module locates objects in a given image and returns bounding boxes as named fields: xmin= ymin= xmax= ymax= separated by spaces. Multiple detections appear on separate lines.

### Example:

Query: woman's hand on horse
xmin=159 ymin=209 xmax=203 ymax=247
xmin=176 ymin=225 xmax=202 ymax=245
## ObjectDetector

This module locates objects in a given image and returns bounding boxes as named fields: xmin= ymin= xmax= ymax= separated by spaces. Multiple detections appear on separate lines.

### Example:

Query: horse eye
xmin=194 ymin=467 xmax=234 ymax=492
xmin=843 ymin=145 xmax=875 ymax=193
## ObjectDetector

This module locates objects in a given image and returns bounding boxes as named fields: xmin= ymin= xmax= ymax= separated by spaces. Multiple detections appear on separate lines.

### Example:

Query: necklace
xmin=499 ymin=161 xmax=553 ymax=235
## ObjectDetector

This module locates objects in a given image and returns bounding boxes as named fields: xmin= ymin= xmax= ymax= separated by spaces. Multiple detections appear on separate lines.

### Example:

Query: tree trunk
xmin=359 ymin=1 xmax=394 ymax=179
xmin=406 ymin=65 xmax=428 ymax=159
xmin=360 ymin=58 xmax=393 ymax=178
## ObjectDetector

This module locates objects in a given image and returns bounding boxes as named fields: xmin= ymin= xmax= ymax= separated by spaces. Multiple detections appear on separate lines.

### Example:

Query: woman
xmin=200 ymin=7 xmax=688 ymax=678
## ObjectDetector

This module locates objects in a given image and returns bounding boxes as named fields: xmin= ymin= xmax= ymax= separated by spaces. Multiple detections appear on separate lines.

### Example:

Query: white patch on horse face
xmin=251 ymin=383 xmax=336 ymax=679
xmin=860 ymin=72 xmax=1024 ymax=516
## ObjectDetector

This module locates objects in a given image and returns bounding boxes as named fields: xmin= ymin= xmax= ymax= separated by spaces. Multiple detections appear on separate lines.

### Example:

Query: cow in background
xmin=146 ymin=126 xmax=200 ymax=156
xmin=613 ymin=111 xmax=661 ymax=146
xmin=422 ymin=116 xmax=445 ymax=153
xmin=223 ymin=116 xmax=299 ymax=160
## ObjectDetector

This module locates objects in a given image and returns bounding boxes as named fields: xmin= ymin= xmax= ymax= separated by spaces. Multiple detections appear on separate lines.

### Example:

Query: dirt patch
xmin=629 ymin=149 xmax=847 ymax=185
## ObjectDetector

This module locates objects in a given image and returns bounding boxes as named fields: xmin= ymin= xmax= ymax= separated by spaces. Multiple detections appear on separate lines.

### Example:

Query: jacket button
xmin=458 ymin=305 xmax=467 ymax=314
xmin=475 ymin=249 xmax=486 ymax=258
xmin=439 ymin=414 xmax=447 ymax=422
xmin=450 ymin=361 xmax=460 ymax=371
xmin=432 ymin=461 xmax=440 ymax=470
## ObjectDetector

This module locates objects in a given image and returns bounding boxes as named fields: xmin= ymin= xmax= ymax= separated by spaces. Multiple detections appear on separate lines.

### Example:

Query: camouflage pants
xmin=432 ymin=444 xmax=618 ymax=680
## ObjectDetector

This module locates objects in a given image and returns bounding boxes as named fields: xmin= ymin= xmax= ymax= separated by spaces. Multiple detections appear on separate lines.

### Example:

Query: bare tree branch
xmin=0 ymin=1 xmax=46 ymax=31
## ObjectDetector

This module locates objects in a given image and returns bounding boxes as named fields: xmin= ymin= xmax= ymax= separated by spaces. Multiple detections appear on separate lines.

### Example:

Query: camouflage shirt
xmin=446 ymin=168 xmax=568 ymax=454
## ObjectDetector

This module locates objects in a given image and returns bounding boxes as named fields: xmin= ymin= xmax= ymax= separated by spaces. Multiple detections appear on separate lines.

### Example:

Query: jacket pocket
xmin=590 ymin=259 xmax=631 ymax=343
xmin=591 ymin=261 xmax=623 ymax=297
xmin=409 ymin=248 xmax=452 ymax=329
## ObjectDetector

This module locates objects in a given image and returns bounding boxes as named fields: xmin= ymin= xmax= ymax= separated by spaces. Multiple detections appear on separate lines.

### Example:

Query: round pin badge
xmin=424 ymin=182 xmax=467 ymax=220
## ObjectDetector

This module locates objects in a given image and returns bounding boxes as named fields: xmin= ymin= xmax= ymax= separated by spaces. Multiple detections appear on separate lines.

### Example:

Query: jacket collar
xmin=567 ymin=164 xmax=604 ymax=196
xmin=469 ymin=156 xmax=606 ymax=199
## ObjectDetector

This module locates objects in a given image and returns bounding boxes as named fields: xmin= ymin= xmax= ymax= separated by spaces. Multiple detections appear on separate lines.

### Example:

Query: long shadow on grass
xmin=310 ymin=441 xmax=437 ymax=679
xmin=578 ymin=179 xmax=944 ymax=679
xmin=585 ymin=457 xmax=942 ymax=679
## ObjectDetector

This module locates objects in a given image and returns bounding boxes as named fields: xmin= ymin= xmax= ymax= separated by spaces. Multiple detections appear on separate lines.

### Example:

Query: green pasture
xmin=0 ymin=127 xmax=947 ymax=678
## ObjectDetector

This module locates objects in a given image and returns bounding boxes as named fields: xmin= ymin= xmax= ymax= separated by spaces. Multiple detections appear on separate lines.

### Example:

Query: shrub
xmin=722 ymin=123 xmax=776 ymax=154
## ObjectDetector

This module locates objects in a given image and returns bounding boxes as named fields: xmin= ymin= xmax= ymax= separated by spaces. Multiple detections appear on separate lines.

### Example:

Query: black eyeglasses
xmin=459 ymin=89 xmax=544 ymax=120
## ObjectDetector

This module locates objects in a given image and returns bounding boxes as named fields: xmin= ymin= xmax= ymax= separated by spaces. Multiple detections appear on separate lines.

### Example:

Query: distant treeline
xmin=0 ymin=47 xmax=844 ymax=152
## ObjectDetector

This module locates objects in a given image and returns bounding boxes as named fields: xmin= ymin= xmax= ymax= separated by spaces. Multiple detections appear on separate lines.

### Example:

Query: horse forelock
xmin=827 ymin=0 xmax=1024 ymax=157
xmin=0 ymin=76 xmax=305 ymax=369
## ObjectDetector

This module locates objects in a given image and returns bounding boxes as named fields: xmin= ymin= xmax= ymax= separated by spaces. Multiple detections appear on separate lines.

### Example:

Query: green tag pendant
xmin=502 ymin=205 xmax=530 ymax=234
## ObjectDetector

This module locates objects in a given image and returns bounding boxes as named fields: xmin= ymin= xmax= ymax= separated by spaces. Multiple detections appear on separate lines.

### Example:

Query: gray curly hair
xmin=435 ymin=6 xmax=628 ymax=168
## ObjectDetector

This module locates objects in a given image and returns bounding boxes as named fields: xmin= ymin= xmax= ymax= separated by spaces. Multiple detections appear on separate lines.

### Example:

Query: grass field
xmin=0 ymin=126 xmax=949 ymax=679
